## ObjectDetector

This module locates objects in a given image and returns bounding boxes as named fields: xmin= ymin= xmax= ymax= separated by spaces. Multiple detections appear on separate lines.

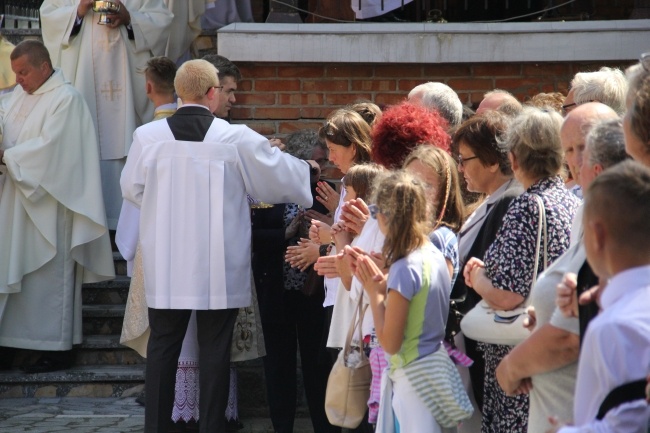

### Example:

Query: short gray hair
xmin=500 ymin=106 xmax=564 ymax=179
xmin=586 ymin=118 xmax=629 ymax=169
xmin=408 ymin=82 xmax=463 ymax=127
xmin=571 ymin=67 xmax=628 ymax=115
xmin=284 ymin=129 xmax=322 ymax=160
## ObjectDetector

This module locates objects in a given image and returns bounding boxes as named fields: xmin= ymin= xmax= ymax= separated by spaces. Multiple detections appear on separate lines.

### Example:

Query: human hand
xmin=304 ymin=209 xmax=333 ymax=226
xmin=340 ymin=198 xmax=369 ymax=235
xmin=523 ymin=306 xmax=536 ymax=331
xmin=578 ymin=278 xmax=606 ymax=310
xmin=285 ymin=211 xmax=304 ymax=240
xmin=269 ymin=137 xmax=285 ymax=151
xmin=496 ymin=356 xmax=532 ymax=396
xmin=314 ymin=254 xmax=339 ymax=278
xmin=556 ymin=272 xmax=578 ymax=318
xmin=285 ymin=238 xmax=319 ymax=271
xmin=309 ymin=220 xmax=332 ymax=245
xmin=463 ymin=257 xmax=485 ymax=288
xmin=331 ymin=223 xmax=353 ymax=248
xmin=315 ymin=181 xmax=339 ymax=213
xmin=335 ymin=250 xmax=354 ymax=283
xmin=105 ymin=0 xmax=131 ymax=28
xmin=77 ymin=0 xmax=93 ymax=17
xmin=355 ymin=255 xmax=387 ymax=297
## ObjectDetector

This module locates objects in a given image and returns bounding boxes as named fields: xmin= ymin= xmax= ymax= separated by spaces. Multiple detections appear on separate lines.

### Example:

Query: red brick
xmin=473 ymin=64 xmax=521 ymax=77
xmin=278 ymin=93 xmax=324 ymax=106
xmin=256 ymin=79 xmax=301 ymax=92
xmin=279 ymin=121 xmax=325 ymax=134
xmin=324 ymin=93 xmax=373 ymax=106
xmin=446 ymin=78 xmax=493 ymax=91
xmin=238 ymin=80 xmax=253 ymax=92
xmin=326 ymin=65 xmax=374 ymax=78
xmin=423 ymin=65 xmax=472 ymax=78
xmin=522 ymin=64 xmax=571 ymax=77
xmin=302 ymin=80 xmax=349 ymax=92
xmin=300 ymin=107 xmax=331 ymax=119
xmin=350 ymin=80 xmax=396 ymax=92
xmin=237 ymin=64 xmax=277 ymax=79
xmin=454 ymin=92 xmax=473 ymax=105
xmin=256 ymin=107 xmax=301 ymax=120
xmin=278 ymin=66 xmax=324 ymax=78
xmin=397 ymin=79 xmax=427 ymax=92
xmin=374 ymin=65 xmax=423 ymax=78
xmin=495 ymin=78 xmax=543 ymax=92
xmin=374 ymin=93 xmax=406 ymax=107
xmin=469 ymin=92 xmax=486 ymax=105
xmin=236 ymin=93 xmax=276 ymax=105
xmin=245 ymin=121 xmax=277 ymax=136
xmin=231 ymin=107 xmax=254 ymax=119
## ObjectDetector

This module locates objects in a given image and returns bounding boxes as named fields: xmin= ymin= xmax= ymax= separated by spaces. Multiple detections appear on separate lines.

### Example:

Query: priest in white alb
xmin=0 ymin=40 xmax=115 ymax=373
xmin=40 ymin=0 xmax=173 ymax=229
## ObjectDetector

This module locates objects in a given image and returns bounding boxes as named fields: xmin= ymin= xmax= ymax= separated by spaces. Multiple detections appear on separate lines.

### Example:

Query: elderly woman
xmin=494 ymin=118 xmax=629 ymax=433
xmin=464 ymin=107 xmax=581 ymax=433
xmin=450 ymin=112 xmax=523 ymax=418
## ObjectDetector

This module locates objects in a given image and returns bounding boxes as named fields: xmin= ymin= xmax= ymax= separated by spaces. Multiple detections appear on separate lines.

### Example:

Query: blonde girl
xmin=355 ymin=171 xmax=472 ymax=433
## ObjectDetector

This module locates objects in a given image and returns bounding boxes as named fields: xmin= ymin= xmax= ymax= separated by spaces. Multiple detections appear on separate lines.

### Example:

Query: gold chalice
xmin=92 ymin=0 xmax=121 ymax=25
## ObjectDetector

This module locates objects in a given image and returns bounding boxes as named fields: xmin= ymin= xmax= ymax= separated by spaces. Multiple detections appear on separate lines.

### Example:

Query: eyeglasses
xmin=205 ymin=85 xmax=224 ymax=95
xmin=562 ymin=99 xmax=595 ymax=115
xmin=368 ymin=204 xmax=382 ymax=220
xmin=457 ymin=154 xmax=479 ymax=167
xmin=641 ymin=52 xmax=650 ymax=72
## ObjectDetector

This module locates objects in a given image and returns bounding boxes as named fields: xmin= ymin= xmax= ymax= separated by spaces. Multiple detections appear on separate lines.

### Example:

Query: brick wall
xmin=229 ymin=60 xmax=634 ymax=137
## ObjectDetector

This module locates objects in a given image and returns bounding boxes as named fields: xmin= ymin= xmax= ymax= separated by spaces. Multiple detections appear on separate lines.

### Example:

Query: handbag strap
xmin=526 ymin=194 xmax=548 ymax=307
xmin=343 ymin=293 xmax=369 ymax=362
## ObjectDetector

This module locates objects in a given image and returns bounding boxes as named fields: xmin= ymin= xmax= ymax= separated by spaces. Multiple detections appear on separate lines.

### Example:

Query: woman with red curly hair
xmin=371 ymin=101 xmax=451 ymax=169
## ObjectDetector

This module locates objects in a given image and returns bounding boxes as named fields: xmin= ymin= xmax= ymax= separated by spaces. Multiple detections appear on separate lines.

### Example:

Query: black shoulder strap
xmin=596 ymin=379 xmax=647 ymax=420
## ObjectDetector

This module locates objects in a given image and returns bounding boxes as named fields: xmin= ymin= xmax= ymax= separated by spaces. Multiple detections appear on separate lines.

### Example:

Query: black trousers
xmin=145 ymin=307 xmax=238 ymax=433
xmin=261 ymin=290 xmax=339 ymax=433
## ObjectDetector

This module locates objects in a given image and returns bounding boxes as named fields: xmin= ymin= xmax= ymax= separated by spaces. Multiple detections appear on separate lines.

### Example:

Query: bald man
xmin=475 ymin=89 xmax=522 ymax=116
xmin=560 ymin=102 xmax=620 ymax=202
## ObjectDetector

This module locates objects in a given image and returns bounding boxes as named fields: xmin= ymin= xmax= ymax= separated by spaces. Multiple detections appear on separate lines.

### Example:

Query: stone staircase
xmin=0 ymin=252 xmax=311 ymax=420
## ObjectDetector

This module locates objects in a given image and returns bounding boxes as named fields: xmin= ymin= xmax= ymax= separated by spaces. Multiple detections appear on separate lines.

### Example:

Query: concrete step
xmin=0 ymin=365 xmax=145 ymax=399
xmin=76 ymin=335 xmax=144 ymax=366
xmin=82 ymin=304 xmax=125 ymax=335
xmin=82 ymin=276 xmax=130 ymax=305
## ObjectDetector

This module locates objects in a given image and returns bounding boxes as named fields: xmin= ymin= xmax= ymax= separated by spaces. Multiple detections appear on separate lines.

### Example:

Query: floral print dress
xmin=479 ymin=176 xmax=580 ymax=433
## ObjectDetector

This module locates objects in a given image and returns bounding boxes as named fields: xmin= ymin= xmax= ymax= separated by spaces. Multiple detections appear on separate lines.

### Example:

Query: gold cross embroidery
xmin=100 ymin=80 xmax=122 ymax=102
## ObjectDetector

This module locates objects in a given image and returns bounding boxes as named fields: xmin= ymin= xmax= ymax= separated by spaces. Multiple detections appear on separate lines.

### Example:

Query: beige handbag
xmin=460 ymin=195 xmax=547 ymax=346
xmin=324 ymin=295 xmax=371 ymax=428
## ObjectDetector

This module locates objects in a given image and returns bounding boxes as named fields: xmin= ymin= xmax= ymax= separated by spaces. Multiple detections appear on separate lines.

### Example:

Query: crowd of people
xmin=0 ymin=3 xmax=647 ymax=433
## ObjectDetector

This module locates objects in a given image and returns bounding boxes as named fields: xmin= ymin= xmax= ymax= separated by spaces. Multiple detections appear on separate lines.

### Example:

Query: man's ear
xmin=590 ymin=219 xmax=607 ymax=254
xmin=145 ymin=81 xmax=153 ymax=96
xmin=593 ymin=163 xmax=604 ymax=177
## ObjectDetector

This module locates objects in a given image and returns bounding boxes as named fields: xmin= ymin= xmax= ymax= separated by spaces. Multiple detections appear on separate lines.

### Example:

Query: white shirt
xmin=121 ymin=112 xmax=312 ymax=310
xmin=559 ymin=265 xmax=650 ymax=433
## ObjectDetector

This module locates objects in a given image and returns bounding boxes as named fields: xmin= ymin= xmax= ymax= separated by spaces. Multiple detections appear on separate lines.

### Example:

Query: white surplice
xmin=0 ymin=69 xmax=115 ymax=350
xmin=121 ymin=112 xmax=313 ymax=310
xmin=40 ymin=0 xmax=173 ymax=228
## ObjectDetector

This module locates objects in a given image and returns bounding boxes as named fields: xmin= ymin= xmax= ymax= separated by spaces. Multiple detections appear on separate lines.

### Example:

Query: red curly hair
xmin=371 ymin=102 xmax=451 ymax=170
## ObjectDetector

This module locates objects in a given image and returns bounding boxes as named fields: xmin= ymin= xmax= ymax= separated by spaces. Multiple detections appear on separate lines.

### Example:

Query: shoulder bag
xmin=325 ymin=294 xmax=372 ymax=428
xmin=460 ymin=195 xmax=547 ymax=346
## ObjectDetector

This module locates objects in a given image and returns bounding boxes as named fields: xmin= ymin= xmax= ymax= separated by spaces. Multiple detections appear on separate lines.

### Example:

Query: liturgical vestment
xmin=0 ymin=69 xmax=115 ymax=350
xmin=40 ymin=0 xmax=173 ymax=228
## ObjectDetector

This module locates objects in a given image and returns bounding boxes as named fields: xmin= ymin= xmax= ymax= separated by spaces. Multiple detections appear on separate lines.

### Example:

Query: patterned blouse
xmin=483 ymin=175 xmax=581 ymax=297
